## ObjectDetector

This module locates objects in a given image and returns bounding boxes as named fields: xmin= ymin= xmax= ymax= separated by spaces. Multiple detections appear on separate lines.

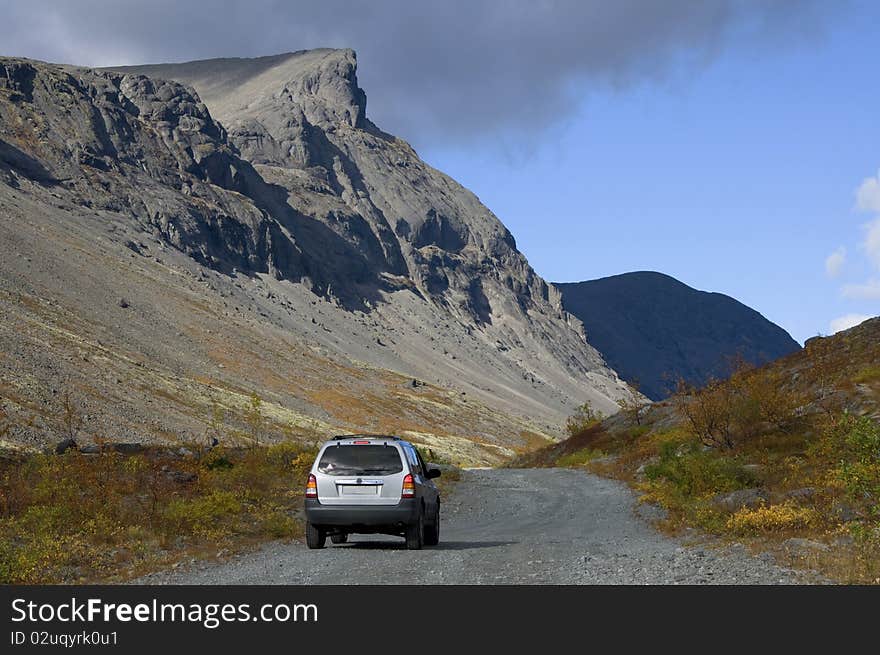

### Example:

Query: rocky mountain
xmin=0 ymin=51 xmax=635 ymax=463
xmin=556 ymin=271 xmax=801 ymax=399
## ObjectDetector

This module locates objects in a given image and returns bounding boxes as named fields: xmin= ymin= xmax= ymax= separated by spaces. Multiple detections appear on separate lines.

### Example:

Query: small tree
xmin=565 ymin=401 xmax=604 ymax=437
xmin=743 ymin=368 xmax=804 ymax=433
xmin=245 ymin=393 xmax=265 ymax=448
xmin=59 ymin=389 xmax=83 ymax=443
xmin=673 ymin=378 xmax=735 ymax=450
xmin=618 ymin=380 xmax=647 ymax=426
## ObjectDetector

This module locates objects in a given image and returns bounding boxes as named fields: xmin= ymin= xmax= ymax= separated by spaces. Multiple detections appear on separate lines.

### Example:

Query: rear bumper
xmin=304 ymin=498 xmax=419 ymax=528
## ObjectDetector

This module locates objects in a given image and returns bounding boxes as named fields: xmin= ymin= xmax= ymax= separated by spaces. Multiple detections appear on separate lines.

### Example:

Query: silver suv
xmin=304 ymin=435 xmax=442 ymax=550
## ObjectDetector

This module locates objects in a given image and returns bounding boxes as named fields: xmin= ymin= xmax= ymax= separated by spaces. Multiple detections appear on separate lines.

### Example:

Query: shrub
xmin=673 ymin=379 xmax=735 ymax=449
xmin=258 ymin=511 xmax=299 ymax=539
xmin=814 ymin=414 xmax=880 ymax=521
xmin=674 ymin=363 xmax=806 ymax=449
xmin=565 ymin=402 xmax=604 ymax=437
xmin=0 ymin=438 xmax=314 ymax=583
xmin=161 ymin=490 xmax=241 ymax=539
xmin=726 ymin=503 xmax=819 ymax=535
xmin=617 ymin=381 xmax=647 ymax=426
xmin=644 ymin=441 xmax=758 ymax=497
xmin=852 ymin=366 xmax=880 ymax=384
xmin=557 ymin=448 xmax=604 ymax=467
xmin=730 ymin=366 xmax=805 ymax=434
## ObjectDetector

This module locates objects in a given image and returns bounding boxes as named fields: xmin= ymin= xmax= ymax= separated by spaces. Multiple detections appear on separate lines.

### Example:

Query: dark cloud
xmin=1 ymin=1 xmax=836 ymax=148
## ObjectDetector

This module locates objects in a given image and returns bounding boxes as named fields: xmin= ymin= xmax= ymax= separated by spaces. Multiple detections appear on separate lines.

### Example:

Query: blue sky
xmin=421 ymin=5 xmax=879 ymax=344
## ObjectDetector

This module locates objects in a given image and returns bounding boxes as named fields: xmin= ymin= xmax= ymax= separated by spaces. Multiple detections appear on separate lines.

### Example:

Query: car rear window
xmin=317 ymin=445 xmax=404 ymax=476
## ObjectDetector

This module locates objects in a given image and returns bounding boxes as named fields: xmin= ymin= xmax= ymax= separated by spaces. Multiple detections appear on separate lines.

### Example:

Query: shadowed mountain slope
xmin=556 ymin=271 xmax=801 ymax=399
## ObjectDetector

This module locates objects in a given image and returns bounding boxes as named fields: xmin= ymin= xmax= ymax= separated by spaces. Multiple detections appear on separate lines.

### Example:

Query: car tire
xmin=424 ymin=505 xmax=440 ymax=546
xmin=306 ymin=522 xmax=326 ymax=549
xmin=330 ymin=533 xmax=348 ymax=545
xmin=405 ymin=510 xmax=424 ymax=550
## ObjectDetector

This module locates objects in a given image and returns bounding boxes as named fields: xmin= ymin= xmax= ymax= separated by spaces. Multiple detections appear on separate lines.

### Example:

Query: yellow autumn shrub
xmin=726 ymin=502 xmax=819 ymax=535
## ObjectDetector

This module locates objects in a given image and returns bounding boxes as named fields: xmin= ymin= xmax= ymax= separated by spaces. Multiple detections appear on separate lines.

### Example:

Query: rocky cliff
xmin=0 ymin=52 xmax=635 ymax=459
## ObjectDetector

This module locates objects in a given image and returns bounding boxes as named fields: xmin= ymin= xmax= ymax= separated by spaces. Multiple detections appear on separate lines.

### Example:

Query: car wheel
xmin=306 ymin=522 xmax=326 ymax=549
xmin=330 ymin=533 xmax=348 ymax=545
xmin=424 ymin=505 xmax=440 ymax=546
xmin=405 ymin=510 xmax=424 ymax=550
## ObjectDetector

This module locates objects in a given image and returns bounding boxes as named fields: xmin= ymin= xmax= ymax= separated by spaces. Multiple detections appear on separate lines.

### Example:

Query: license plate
xmin=340 ymin=485 xmax=378 ymax=495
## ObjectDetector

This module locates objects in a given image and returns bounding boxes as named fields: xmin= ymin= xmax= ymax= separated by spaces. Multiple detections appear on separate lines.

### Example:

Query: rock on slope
xmin=0 ymin=52 xmax=633 ymax=460
xmin=556 ymin=271 xmax=801 ymax=399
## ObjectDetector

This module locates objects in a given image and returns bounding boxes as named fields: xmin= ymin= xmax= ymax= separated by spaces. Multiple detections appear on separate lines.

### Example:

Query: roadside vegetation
xmin=517 ymin=318 xmax=880 ymax=583
xmin=0 ymin=393 xmax=320 ymax=584
xmin=0 ymin=390 xmax=464 ymax=584
xmin=415 ymin=446 xmax=462 ymax=492
xmin=565 ymin=401 xmax=604 ymax=436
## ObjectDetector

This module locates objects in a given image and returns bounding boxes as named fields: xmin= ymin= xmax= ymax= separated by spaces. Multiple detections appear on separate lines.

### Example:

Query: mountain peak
xmin=2 ymin=52 xmax=636 ymax=448
xmin=556 ymin=272 xmax=801 ymax=399
xmin=111 ymin=48 xmax=367 ymax=132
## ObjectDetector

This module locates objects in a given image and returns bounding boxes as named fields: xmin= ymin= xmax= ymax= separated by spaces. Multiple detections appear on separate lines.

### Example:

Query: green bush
xmin=825 ymin=415 xmax=880 ymax=520
xmin=258 ymin=511 xmax=299 ymax=539
xmin=852 ymin=366 xmax=880 ymax=384
xmin=644 ymin=441 xmax=758 ymax=497
xmin=557 ymin=448 xmax=604 ymax=467
xmin=162 ymin=490 xmax=242 ymax=539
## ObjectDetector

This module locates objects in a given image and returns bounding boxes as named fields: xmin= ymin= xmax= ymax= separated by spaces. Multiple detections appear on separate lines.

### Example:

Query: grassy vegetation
xmin=0 ymin=441 xmax=316 ymax=583
xmin=0 ymin=386 xmax=468 ymax=584
xmin=522 ymin=320 xmax=880 ymax=583
xmin=852 ymin=366 xmax=880 ymax=385
xmin=557 ymin=447 xmax=605 ymax=467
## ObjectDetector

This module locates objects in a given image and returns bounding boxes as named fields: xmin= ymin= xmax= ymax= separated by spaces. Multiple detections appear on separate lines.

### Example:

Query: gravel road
xmin=140 ymin=468 xmax=810 ymax=585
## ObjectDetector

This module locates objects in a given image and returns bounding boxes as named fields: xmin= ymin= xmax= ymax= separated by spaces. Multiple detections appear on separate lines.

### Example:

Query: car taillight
xmin=306 ymin=474 xmax=318 ymax=499
xmin=402 ymin=473 xmax=415 ymax=498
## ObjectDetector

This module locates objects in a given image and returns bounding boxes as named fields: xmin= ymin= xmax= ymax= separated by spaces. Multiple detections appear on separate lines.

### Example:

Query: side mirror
xmin=426 ymin=466 xmax=442 ymax=479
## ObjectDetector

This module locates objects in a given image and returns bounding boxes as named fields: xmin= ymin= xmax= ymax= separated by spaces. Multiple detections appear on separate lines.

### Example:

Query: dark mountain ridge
xmin=556 ymin=271 xmax=801 ymax=399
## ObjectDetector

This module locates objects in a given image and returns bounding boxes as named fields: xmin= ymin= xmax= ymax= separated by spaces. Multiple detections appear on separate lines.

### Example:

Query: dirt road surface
xmin=140 ymin=468 xmax=810 ymax=584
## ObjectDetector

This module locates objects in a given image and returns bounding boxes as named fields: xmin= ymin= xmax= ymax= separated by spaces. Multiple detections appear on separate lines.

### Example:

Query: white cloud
xmin=842 ymin=280 xmax=880 ymax=300
xmin=856 ymin=170 xmax=880 ymax=213
xmin=824 ymin=247 xmax=846 ymax=277
xmin=830 ymin=313 xmax=873 ymax=334
xmin=842 ymin=278 xmax=880 ymax=300
xmin=865 ymin=217 xmax=880 ymax=269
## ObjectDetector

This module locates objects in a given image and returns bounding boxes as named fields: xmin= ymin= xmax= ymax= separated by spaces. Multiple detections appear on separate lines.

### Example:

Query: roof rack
xmin=330 ymin=434 xmax=403 ymax=441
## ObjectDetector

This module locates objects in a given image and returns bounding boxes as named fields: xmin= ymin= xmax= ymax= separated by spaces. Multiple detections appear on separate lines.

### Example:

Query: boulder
xmin=167 ymin=470 xmax=197 ymax=484
xmin=831 ymin=499 xmax=862 ymax=523
xmin=783 ymin=487 xmax=816 ymax=502
xmin=54 ymin=438 xmax=77 ymax=455
xmin=712 ymin=488 xmax=768 ymax=513
xmin=110 ymin=442 xmax=144 ymax=454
